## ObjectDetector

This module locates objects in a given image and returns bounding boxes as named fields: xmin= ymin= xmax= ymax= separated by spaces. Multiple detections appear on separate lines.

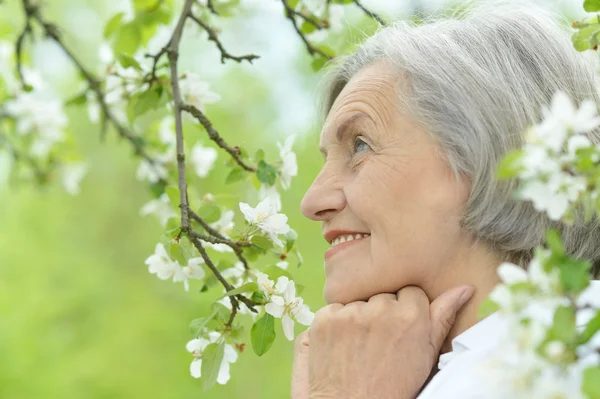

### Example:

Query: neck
xmin=431 ymin=240 xmax=502 ymax=354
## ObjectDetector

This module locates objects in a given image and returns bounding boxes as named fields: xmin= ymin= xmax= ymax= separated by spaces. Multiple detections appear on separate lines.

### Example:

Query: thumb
xmin=291 ymin=329 xmax=310 ymax=399
xmin=429 ymin=285 xmax=474 ymax=352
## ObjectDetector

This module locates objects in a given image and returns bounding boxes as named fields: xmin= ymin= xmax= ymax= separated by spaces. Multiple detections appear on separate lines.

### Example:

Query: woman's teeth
xmin=331 ymin=233 xmax=370 ymax=247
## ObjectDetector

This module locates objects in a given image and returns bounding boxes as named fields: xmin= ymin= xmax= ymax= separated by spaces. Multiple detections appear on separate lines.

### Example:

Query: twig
xmin=188 ymin=228 xmax=251 ymax=248
xmin=280 ymin=1 xmax=327 ymax=30
xmin=167 ymin=0 xmax=194 ymax=230
xmin=189 ymin=236 xmax=258 ymax=312
xmin=353 ymin=0 xmax=386 ymax=26
xmin=206 ymin=0 xmax=219 ymax=15
xmin=181 ymin=104 xmax=256 ymax=172
xmin=144 ymin=43 xmax=170 ymax=87
xmin=15 ymin=1 xmax=33 ymax=89
xmin=188 ymin=13 xmax=259 ymax=64
xmin=280 ymin=0 xmax=332 ymax=59
xmin=21 ymin=0 xmax=162 ymax=173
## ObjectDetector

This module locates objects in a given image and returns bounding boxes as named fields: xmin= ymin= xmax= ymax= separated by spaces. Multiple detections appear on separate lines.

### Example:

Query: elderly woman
xmin=291 ymin=2 xmax=600 ymax=398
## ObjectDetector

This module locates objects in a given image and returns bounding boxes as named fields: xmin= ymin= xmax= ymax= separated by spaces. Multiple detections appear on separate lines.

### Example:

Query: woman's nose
xmin=300 ymin=166 xmax=346 ymax=222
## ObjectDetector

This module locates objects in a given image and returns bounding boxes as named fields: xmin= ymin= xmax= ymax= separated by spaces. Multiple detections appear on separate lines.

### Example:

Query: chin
xmin=323 ymin=279 xmax=372 ymax=305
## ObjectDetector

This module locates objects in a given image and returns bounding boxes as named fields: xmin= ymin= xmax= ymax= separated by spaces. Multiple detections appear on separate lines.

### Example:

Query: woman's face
xmin=301 ymin=61 xmax=472 ymax=305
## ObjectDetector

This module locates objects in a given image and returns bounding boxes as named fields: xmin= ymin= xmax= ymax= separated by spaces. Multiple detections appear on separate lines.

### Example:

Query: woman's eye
xmin=353 ymin=137 xmax=371 ymax=154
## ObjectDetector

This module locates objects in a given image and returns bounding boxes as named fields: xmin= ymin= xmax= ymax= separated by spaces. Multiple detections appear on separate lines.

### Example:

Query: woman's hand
xmin=291 ymin=285 xmax=473 ymax=399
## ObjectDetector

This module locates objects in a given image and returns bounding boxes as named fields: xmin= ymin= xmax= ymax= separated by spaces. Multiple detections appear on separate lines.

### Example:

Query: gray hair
xmin=319 ymin=1 xmax=600 ymax=275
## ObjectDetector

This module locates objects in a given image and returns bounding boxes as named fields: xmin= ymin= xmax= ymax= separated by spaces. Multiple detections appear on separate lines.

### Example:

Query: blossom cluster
xmin=513 ymin=91 xmax=600 ymax=220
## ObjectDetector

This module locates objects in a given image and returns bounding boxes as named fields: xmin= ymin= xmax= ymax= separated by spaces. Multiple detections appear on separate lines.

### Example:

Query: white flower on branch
xmin=278 ymin=135 xmax=298 ymax=190
xmin=145 ymin=243 xmax=178 ymax=280
xmin=136 ymin=150 xmax=171 ymax=183
xmin=139 ymin=193 xmax=177 ymax=226
xmin=187 ymin=332 xmax=238 ymax=383
xmin=265 ymin=277 xmax=314 ymax=340
xmin=179 ymin=72 xmax=220 ymax=112
xmin=519 ymin=174 xmax=586 ymax=221
xmin=145 ymin=243 xmax=205 ymax=291
xmin=190 ymin=143 xmax=217 ymax=178
xmin=60 ymin=162 xmax=87 ymax=196
xmin=104 ymin=63 xmax=146 ymax=105
xmin=534 ymin=91 xmax=600 ymax=152
xmin=239 ymin=197 xmax=290 ymax=246
xmin=4 ymin=90 xmax=67 ymax=158
xmin=258 ymin=184 xmax=282 ymax=212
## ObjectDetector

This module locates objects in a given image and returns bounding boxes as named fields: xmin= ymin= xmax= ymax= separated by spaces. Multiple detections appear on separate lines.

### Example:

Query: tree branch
xmin=21 ymin=0 xmax=163 ymax=174
xmin=353 ymin=0 xmax=386 ymax=26
xmin=189 ymin=236 xmax=258 ymax=313
xmin=280 ymin=0 xmax=332 ymax=59
xmin=15 ymin=1 xmax=32 ymax=89
xmin=166 ymin=0 xmax=194 ymax=231
xmin=188 ymin=13 xmax=260 ymax=64
xmin=181 ymin=104 xmax=256 ymax=172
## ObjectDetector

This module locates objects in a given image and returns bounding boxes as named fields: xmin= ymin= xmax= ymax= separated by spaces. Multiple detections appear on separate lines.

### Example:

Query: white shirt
xmin=417 ymin=281 xmax=600 ymax=399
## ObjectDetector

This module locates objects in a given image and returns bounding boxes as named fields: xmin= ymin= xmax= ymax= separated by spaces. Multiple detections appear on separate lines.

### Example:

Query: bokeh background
xmin=0 ymin=0 xmax=591 ymax=397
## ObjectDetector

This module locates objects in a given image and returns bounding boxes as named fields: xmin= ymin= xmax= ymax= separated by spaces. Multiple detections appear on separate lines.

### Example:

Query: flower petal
xmin=282 ymin=313 xmax=295 ymax=341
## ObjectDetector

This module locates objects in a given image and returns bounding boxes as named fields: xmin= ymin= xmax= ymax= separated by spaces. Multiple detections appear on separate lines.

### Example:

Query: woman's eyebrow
xmin=319 ymin=112 xmax=373 ymax=156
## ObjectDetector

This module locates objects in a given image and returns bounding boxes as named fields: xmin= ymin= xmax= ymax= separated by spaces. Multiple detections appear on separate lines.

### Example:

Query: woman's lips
xmin=324 ymin=235 xmax=370 ymax=260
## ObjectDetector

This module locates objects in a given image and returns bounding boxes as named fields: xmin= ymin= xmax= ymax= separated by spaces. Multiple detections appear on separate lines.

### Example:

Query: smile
xmin=325 ymin=234 xmax=370 ymax=260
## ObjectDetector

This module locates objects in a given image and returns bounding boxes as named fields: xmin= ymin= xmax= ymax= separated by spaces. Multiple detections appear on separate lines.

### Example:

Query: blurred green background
xmin=0 ymin=0 xmax=586 ymax=398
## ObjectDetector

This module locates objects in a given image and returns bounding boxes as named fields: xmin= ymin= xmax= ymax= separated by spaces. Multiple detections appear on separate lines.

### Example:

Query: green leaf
xmin=288 ymin=0 xmax=300 ymax=8
xmin=545 ymin=229 xmax=564 ymax=255
xmin=496 ymin=149 xmax=524 ymax=179
xmin=169 ymin=241 xmax=187 ymax=265
xmin=254 ymin=149 xmax=265 ymax=163
xmin=251 ymin=313 xmax=276 ymax=356
xmin=251 ymin=290 xmax=268 ymax=304
xmin=212 ymin=0 xmax=241 ymax=17
xmin=478 ymin=297 xmax=500 ymax=319
xmin=264 ymin=265 xmax=293 ymax=282
xmin=65 ymin=92 xmax=88 ymax=106
xmin=311 ymin=55 xmax=328 ymax=72
xmin=190 ymin=307 xmax=219 ymax=337
xmin=583 ymin=366 xmax=600 ymax=399
xmin=256 ymin=160 xmax=277 ymax=186
xmin=225 ymin=167 xmax=246 ymax=184
xmin=197 ymin=204 xmax=221 ymax=224
xmin=219 ymin=282 xmax=258 ymax=298
xmin=558 ymin=258 xmax=591 ymax=294
xmin=285 ymin=229 xmax=298 ymax=253
xmin=129 ymin=88 xmax=162 ymax=122
xmin=584 ymin=0 xmax=600 ymax=12
xmin=251 ymin=235 xmax=274 ymax=250
xmin=550 ymin=306 xmax=576 ymax=344
xmin=301 ymin=20 xmax=317 ymax=34
xmin=165 ymin=186 xmax=180 ymax=212
xmin=114 ymin=22 xmax=142 ymax=55
xmin=572 ymin=25 xmax=600 ymax=52
xmin=117 ymin=53 xmax=142 ymax=71
xmin=579 ymin=310 xmax=600 ymax=345
xmin=201 ymin=342 xmax=225 ymax=391
xmin=104 ymin=12 xmax=125 ymax=38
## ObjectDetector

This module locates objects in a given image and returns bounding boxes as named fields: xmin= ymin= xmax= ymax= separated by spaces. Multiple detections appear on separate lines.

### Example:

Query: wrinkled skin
xmin=295 ymin=61 xmax=501 ymax=398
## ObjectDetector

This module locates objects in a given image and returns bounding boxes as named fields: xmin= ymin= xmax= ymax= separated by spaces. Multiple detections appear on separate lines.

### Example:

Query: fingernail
xmin=458 ymin=286 xmax=474 ymax=306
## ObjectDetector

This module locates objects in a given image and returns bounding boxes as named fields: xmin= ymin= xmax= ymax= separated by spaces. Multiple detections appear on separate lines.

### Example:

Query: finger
xmin=291 ymin=330 xmax=310 ymax=399
xmin=396 ymin=285 xmax=430 ymax=317
xmin=368 ymin=292 xmax=398 ymax=303
xmin=429 ymin=285 xmax=474 ymax=352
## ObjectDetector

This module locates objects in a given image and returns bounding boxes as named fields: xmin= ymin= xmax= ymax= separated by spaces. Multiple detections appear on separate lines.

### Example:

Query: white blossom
xmin=520 ymin=179 xmax=570 ymax=221
xmin=276 ymin=261 xmax=289 ymax=270
xmin=86 ymin=91 xmax=101 ymax=124
xmin=176 ymin=257 xmax=206 ymax=292
xmin=187 ymin=332 xmax=238 ymax=384
xmin=158 ymin=117 xmax=176 ymax=147
xmin=256 ymin=272 xmax=283 ymax=296
xmin=145 ymin=243 xmax=205 ymax=291
xmin=136 ymin=150 xmax=171 ymax=183
xmin=265 ymin=278 xmax=314 ymax=340
xmin=277 ymin=135 xmax=298 ymax=190
xmin=190 ymin=143 xmax=217 ymax=178
xmin=104 ymin=63 xmax=145 ymax=105
xmin=535 ymin=91 xmax=600 ymax=152
xmin=239 ymin=197 xmax=290 ymax=246
xmin=60 ymin=162 xmax=87 ymax=195
xmin=139 ymin=193 xmax=177 ymax=226
xmin=259 ymin=184 xmax=282 ymax=212
xmin=4 ymin=90 xmax=67 ymax=158
xmin=145 ymin=243 xmax=179 ymax=280
xmin=179 ymin=73 xmax=220 ymax=112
